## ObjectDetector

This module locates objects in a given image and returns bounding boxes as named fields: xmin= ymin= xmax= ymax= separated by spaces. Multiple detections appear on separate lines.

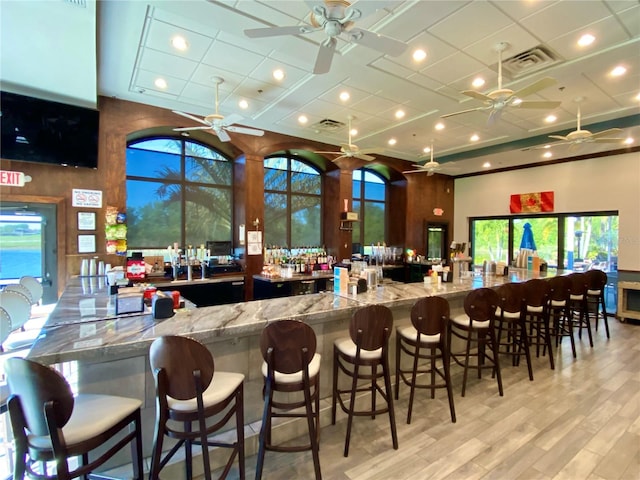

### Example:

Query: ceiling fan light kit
xmin=313 ymin=115 xmax=384 ymax=162
xmin=172 ymin=76 xmax=264 ymax=142
xmin=441 ymin=42 xmax=561 ymax=126
xmin=244 ymin=1 xmax=409 ymax=75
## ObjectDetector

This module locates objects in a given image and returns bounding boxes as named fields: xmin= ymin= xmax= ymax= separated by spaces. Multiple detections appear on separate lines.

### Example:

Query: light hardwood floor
xmin=213 ymin=317 xmax=639 ymax=480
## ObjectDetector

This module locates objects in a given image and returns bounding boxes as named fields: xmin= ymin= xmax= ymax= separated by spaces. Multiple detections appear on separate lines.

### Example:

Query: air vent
xmin=499 ymin=46 xmax=562 ymax=79
xmin=311 ymin=118 xmax=345 ymax=131
xmin=64 ymin=0 xmax=87 ymax=7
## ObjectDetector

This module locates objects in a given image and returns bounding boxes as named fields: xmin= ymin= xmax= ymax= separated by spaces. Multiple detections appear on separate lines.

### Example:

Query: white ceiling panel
xmin=5 ymin=0 xmax=637 ymax=177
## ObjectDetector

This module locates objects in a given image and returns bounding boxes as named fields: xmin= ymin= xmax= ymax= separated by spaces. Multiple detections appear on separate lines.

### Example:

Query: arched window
xmin=264 ymin=155 xmax=322 ymax=247
xmin=352 ymin=169 xmax=386 ymax=250
xmin=126 ymin=137 xmax=233 ymax=248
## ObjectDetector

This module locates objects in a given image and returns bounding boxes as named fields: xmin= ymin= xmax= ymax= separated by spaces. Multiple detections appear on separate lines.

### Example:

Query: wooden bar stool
xmin=547 ymin=276 xmax=577 ymax=358
xmin=256 ymin=319 xmax=321 ymax=480
xmin=584 ymin=269 xmax=610 ymax=339
xmin=494 ymin=283 xmax=534 ymax=381
xmin=395 ymin=296 xmax=456 ymax=424
xmin=449 ymin=288 xmax=503 ymax=397
xmin=149 ymin=335 xmax=245 ymax=480
xmin=522 ymin=279 xmax=554 ymax=370
xmin=332 ymin=304 xmax=397 ymax=457
xmin=567 ymin=272 xmax=593 ymax=347
xmin=5 ymin=357 xmax=143 ymax=480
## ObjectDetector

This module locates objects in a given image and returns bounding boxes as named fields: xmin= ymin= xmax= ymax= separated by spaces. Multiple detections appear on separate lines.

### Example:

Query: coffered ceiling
xmin=8 ymin=1 xmax=640 ymax=175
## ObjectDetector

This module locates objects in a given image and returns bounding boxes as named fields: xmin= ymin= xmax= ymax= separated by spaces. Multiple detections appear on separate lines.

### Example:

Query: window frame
xmin=263 ymin=154 xmax=323 ymax=248
xmin=125 ymin=135 xmax=233 ymax=249
xmin=352 ymin=168 xmax=387 ymax=250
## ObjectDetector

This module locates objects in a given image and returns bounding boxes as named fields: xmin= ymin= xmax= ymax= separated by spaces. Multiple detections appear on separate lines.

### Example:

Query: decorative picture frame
xmin=77 ymin=211 xmax=96 ymax=231
xmin=78 ymin=234 xmax=96 ymax=253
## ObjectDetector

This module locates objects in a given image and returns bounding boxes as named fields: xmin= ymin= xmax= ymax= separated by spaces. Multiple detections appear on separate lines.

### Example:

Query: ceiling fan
xmin=403 ymin=142 xmax=456 ymax=176
xmin=441 ymin=42 xmax=561 ymax=126
xmin=545 ymin=103 xmax=625 ymax=151
xmin=314 ymin=115 xmax=382 ymax=161
xmin=244 ymin=0 xmax=408 ymax=74
xmin=172 ymin=76 xmax=264 ymax=142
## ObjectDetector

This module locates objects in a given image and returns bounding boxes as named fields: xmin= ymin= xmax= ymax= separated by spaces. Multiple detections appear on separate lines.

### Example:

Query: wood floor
xmin=212 ymin=317 xmax=640 ymax=480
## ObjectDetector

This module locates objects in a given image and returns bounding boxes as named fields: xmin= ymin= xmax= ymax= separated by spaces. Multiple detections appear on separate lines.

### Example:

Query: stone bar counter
xmin=26 ymin=269 xmax=561 ymax=476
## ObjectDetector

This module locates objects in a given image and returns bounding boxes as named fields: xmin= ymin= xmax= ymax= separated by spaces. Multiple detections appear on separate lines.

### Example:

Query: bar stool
xmin=256 ymin=319 xmax=321 ymax=480
xmin=584 ymin=269 xmax=610 ymax=339
xmin=5 ymin=357 xmax=143 ymax=480
xmin=547 ymin=276 xmax=577 ymax=358
xmin=394 ymin=296 xmax=456 ymax=424
xmin=567 ymin=272 xmax=593 ymax=347
xmin=449 ymin=288 xmax=503 ymax=397
xmin=494 ymin=283 xmax=533 ymax=381
xmin=332 ymin=304 xmax=397 ymax=457
xmin=522 ymin=278 xmax=554 ymax=370
xmin=149 ymin=335 xmax=245 ymax=480
xmin=0 ymin=289 xmax=39 ymax=352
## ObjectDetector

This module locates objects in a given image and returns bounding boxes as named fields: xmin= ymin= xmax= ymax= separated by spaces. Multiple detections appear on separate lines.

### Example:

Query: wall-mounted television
xmin=0 ymin=90 xmax=99 ymax=169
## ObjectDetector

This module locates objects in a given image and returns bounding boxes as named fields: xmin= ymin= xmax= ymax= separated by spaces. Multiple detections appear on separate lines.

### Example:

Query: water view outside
xmin=0 ymin=215 xmax=43 ymax=282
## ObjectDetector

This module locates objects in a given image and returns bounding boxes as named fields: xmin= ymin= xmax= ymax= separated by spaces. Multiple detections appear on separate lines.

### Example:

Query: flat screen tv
xmin=0 ymin=90 xmax=99 ymax=169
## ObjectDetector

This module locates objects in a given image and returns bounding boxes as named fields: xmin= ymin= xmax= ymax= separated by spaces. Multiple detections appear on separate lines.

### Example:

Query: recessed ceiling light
xmin=154 ymin=78 xmax=167 ymax=89
xmin=470 ymin=134 xmax=479 ymax=142
xmin=543 ymin=151 xmax=552 ymax=159
xmin=298 ymin=115 xmax=308 ymax=124
xmin=238 ymin=99 xmax=249 ymax=109
xmin=625 ymin=137 xmax=634 ymax=145
xmin=412 ymin=49 xmax=427 ymax=62
xmin=395 ymin=110 xmax=405 ymax=119
xmin=273 ymin=69 xmax=285 ymax=80
xmin=423 ymin=147 xmax=431 ymax=154
xmin=542 ymin=144 xmax=551 ymax=149
xmin=180 ymin=132 xmax=190 ymax=137
xmin=435 ymin=122 xmax=445 ymax=130
xmin=388 ymin=138 xmax=397 ymax=146
xmin=482 ymin=162 xmax=491 ymax=168
xmin=472 ymin=77 xmax=485 ymax=88
xmin=577 ymin=34 xmax=595 ymax=47
xmin=610 ymin=65 xmax=626 ymax=77
xmin=171 ymin=36 xmax=188 ymax=51
xmin=350 ymin=128 xmax=358 ymax=136
xmin=545 ymin=115 xmax=557 ymax=123
xmin=635 ymin=92 xmax=640 ymax=101
xmin=339 ymin=91 xmax=350 ymax=101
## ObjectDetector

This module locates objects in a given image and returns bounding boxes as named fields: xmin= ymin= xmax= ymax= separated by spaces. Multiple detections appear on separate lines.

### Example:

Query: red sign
xmin=433 ymin=208 xmax=444 ymax=216
xmin=510 ymin=191 xmax=554 ymax=213
xmin=0 ymin=170 xmax=27 ymax=187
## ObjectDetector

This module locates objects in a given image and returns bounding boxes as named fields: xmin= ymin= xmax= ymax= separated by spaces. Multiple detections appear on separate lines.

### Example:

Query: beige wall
xmin=453 ymin=151 xmax=640 ymax=272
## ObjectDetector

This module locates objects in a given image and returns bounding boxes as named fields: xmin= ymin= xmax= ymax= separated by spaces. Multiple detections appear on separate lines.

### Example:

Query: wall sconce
xmin=252 ymin=217 xmax=260 ymax=229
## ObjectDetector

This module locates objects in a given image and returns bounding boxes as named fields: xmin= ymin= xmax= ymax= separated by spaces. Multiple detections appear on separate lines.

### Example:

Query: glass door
xmin=0 ymin=202 xmax=58 ymax=304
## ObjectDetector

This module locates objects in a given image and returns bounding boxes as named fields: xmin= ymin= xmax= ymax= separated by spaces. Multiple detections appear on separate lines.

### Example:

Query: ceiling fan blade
xmin=314 ymin=37 xmax=337 ymax=74
xmin=593 ymin=137 xmax=626 ymax=144
xmin=461 ymin=90 xmax=494 ymax=103
xmin=513 ymin=77 xmax=557 ymax=98
xmin=172 ymin=110 xmax=209 ymax=126
xmin=569 ymin=142 xmax=584 ymax=152
xmin=225 ymin=125 xmax=265 ymax=137
xmin=244 ymin=25 xmax=315 ymax=38
xmin=440 ymin=106 xmax=487 ymax=118
xmin=516 ymin=100 xmax=561 ymax=109
xmin=221 ymin=113 xmax=244 ymax=127
xmin=590 ymin=128 xmax=623 ymax=138
xmin=216 ymin=128 xmax=231 ymax=142
xmin=173 ymin=126 xmax=212 ymax=132
xmin=346 ymin=28 xmax=408 ymax=56
xmin=402 ymin=170 xmax=426 ymax=174
xmin=549 ymin=135 xmax=569 ymax=141
xmin=355 ymin=153 xmax=376 ymax=161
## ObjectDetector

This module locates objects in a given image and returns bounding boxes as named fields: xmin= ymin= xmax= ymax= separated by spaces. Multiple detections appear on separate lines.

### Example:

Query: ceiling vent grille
xmin=64 ymin=0 xmax=87 ymax=7
xmin=498 ymin=46 xmax=562 ymax=79
xmin=311 ymin=118 xmax=345 ymax=131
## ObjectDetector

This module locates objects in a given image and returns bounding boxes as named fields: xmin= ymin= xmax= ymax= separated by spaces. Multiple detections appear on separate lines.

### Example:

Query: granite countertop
xmin=28 ymin=269 xmax=563 ymax=365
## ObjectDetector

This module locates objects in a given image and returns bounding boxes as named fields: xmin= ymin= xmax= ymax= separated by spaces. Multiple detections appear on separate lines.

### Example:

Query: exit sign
xmin=0 ymin=170 xmax=30 ymax=187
